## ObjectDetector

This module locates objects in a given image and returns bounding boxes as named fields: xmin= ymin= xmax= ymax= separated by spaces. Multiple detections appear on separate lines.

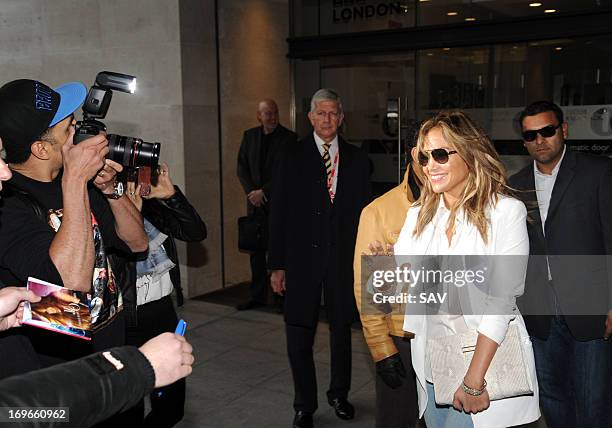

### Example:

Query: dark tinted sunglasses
xmin=522 ymin=124 xmax=560 ymax=142
xmin=418 ymin=148 xmax=458 ymax=167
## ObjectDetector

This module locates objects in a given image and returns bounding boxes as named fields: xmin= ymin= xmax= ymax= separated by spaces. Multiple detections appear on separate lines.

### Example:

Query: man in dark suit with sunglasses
xmin=509 ymin=100 xmax=612 ymax=428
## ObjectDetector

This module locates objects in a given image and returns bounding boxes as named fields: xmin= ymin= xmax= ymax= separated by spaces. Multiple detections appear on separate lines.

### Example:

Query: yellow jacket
xmin=353 ymin=170 xmax=415 ymax=362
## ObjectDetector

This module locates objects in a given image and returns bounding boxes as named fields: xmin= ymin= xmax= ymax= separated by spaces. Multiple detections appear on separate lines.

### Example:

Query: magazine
xmin=22 ymin=277 xmax=94 ymax=340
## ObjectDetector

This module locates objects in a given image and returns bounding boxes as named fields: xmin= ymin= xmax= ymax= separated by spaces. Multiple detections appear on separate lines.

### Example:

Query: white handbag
xmin=427 ymin=325 xmax=534 ymax=405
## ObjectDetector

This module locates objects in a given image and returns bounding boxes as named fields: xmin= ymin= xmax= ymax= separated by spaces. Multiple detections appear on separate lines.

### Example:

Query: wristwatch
xmin=104 ymin=181 xmax=125 ymax=199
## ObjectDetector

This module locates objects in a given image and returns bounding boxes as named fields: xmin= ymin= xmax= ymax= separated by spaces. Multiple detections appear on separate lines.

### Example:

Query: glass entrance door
xmin=295 ymin=53 xmax=416 ymax=197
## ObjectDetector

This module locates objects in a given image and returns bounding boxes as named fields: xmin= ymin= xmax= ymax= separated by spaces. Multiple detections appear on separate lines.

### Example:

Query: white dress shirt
xmin=534 ymin=145 xmax=566 ymax=281
xmin=534 ymin=145 xmax=566 ymax=233
xmin=394 ymin=195 xmax=540 ymax=428
xmin=313 ymin=132 xmax=339 ymax=199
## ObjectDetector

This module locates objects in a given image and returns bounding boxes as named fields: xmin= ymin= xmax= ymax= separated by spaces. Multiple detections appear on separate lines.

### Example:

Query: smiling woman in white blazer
xmin=394 ymin=111 xmax=540 ymax=428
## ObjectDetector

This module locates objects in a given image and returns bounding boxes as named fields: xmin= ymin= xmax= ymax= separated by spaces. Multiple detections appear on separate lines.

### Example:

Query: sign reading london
xmin=332 ymin=0 xmax=407 ymax=23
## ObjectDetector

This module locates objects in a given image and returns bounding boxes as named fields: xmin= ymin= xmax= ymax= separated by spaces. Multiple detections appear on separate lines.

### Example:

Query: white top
xmin=313 ymin=132 xmax=339 ymax=199
xmin=394 ymin=195 xmax=540 ymax=428
xmin=136 ymin=270 xmax=174 ymax=306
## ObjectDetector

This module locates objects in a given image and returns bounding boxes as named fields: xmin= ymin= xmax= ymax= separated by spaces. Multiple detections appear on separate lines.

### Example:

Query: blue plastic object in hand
xmin=175 ymin=319 xmax=187 ymax=336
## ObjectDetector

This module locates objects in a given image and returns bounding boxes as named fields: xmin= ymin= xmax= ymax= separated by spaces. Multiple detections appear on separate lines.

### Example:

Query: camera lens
xmin=107 ymin=134 xmax=160 ymax=169
xmin=136 ymin=141 xmax=161 ymax=169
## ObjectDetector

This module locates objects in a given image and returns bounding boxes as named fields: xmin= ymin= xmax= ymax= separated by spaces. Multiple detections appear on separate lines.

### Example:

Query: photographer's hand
xmin=93 ymin=159 xmax=123 ymax=195
xmin=145 ymin=163 xmax=176 ymax=200
xmin=126 ymin=181 xmax=143 ymax=211
xmin=56 ymin=130 xmax=107 ymax=292
xmin=62 ymin=132 xmax=109 ymax=184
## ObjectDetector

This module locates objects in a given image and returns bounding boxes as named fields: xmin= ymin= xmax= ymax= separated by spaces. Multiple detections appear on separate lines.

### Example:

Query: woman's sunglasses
xmin=418 ymin=148 xmax=458 ymax=167
xmin=522 ymin=124 xmax=560 ymax=142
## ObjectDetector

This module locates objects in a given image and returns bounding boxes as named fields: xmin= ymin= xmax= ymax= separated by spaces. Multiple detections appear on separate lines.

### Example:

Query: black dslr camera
xmin=74 ymin=71 xmax=160 ymax=169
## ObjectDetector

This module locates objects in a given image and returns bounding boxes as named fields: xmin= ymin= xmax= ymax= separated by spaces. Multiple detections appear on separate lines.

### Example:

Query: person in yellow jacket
xmin=353 ymin=161 xmax=420 ymax=428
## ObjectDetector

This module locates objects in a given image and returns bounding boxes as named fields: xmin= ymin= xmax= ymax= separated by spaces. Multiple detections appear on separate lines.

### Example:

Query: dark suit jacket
xmin=509 ymin=149 xmax=612 ymax=340
xmin=237 ymin=124 xmax=297 ymax=203
xmin=268 ymin=134 xmax=371 ymax=327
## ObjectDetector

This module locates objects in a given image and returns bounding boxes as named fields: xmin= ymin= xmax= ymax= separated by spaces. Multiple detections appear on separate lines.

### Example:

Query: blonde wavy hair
xmin=412 ymin=110 xmax=513 ymax=244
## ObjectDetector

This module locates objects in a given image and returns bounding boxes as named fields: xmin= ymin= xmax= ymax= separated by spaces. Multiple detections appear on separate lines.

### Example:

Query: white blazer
xmin=394 ymin=195 xmax=540 ymax=428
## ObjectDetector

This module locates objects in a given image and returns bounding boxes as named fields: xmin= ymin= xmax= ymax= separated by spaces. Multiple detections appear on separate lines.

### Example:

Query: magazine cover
xmin=22 ymin=277 xmax=92 ymax=340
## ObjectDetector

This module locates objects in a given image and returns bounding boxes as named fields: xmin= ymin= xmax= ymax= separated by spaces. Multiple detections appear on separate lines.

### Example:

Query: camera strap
xmin=2 ymin=183 xmax=46 ymax=223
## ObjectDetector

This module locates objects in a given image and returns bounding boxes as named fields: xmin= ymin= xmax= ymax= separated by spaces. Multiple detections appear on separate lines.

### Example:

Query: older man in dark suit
xmin=237 ymin=99 xmax=296 ymax=310
xmin=509 ymin=100 xmax=612 ymax=428
xmin=269 ymin=89 xmax=371 ymax=428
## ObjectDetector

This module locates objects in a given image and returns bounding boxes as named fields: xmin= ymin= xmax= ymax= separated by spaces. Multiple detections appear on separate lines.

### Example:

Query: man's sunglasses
xmin=522 ymin=124 xmax=560 ymax=142
xmin=418 ymin=148 xmax=458 ymax=167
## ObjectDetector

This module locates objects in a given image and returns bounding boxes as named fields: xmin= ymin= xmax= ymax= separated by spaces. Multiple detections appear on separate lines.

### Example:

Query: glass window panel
xmin=292 ymin=1 xmax=612 ymax=36
xmin=417 ymin=46 xmax=489 ymax=112
xmin=313 ymin=54 xmax=417 ymax=195
xmin=295 ymin=59 xmax=322 ymax=138
xmin=417 ymin=0 xmax=612 ymax=27
xmin=292 ymin=0 xmax=320 ymax=37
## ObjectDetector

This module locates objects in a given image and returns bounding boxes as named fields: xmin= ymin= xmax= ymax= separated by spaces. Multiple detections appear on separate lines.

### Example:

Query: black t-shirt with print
xmin=0 ymin=171 xmax=129 ymax=284
xmin=0 ymin=171 xmax=131 ymax=372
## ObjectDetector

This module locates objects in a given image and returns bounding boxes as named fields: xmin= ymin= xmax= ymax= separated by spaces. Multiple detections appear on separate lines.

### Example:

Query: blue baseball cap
xmin=50 ymin=82 xmax=87 ymax=127
xmin=0 ymin=79 xmax=86 ymax=162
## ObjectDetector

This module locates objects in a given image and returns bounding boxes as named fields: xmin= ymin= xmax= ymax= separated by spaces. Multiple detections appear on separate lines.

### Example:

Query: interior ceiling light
xmin=443 ymin=47 xmax=451 ymax=51
xmin=465 ymin=17 xmax=476 ymax=21
xmin=544 ymin=9 xmax=556 ymax=13
xmin=529 ymin=2 xmax=542 ymax=7
xmin=426 ymin=52 xmax=434 ymax=56
xmin=419 ymin=0 xmax=429 ymax=2
xmin=447 ymin=11 xmax=458 ymax=16
xmin=555 ymin=47 xmax=563 ymax=51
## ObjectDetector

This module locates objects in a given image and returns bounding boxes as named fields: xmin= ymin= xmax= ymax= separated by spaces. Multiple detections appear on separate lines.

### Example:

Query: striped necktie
xmin=322 ymin=142 xmax=332 ymax=184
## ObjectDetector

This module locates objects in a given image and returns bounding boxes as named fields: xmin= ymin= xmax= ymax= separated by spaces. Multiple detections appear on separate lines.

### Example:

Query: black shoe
xmin=292 ymin=411 xmax=313 ymax=428
xmin=328 ymin=398 xmax=354 ymax=420
xmin=235 ymin=300 xmax=265 ymax=311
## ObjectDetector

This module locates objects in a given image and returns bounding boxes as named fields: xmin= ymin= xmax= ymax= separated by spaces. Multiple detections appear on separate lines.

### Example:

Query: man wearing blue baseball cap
xmin=0 ymin=79 xmax=147 ymax=378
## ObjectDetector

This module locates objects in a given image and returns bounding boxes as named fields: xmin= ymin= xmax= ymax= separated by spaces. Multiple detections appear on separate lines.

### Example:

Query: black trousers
xmin=125 ymin=296 xmax=185 ymax=427
xmin=375 ymin=336 xmax=419 ymax=428
xmin=249 ymin=249 xmax=268 ymax=303
xmin=247 ymin=203 xmax=269 ymax=303
xmin=286 ymin=312 xmax=352 ymax=413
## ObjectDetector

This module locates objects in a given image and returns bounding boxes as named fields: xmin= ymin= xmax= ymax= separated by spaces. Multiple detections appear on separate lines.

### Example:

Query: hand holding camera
xmin=146 ymin=163 xmax=176 ymax=200
xmin=62 ymin=129 xmax=109 ymax=184
xmin=126 ymin=181 xmax=143 ymax=211
xmin=93 ymin=159 xmax=123 ymax=195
